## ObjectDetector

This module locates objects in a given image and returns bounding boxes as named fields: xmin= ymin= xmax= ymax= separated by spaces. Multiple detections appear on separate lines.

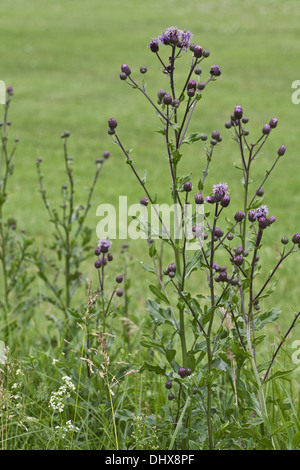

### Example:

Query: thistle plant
xmin=34 ymin=133 xmax=107 ymax=319
xmin=0 ymin=87 xmax=35 ymax=340
xmin=107 ymin=27 xmax=300 ymax=450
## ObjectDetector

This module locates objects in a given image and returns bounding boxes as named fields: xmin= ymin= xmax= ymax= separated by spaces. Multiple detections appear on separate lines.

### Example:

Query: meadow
xmin=0 ymin=0 xmax=299 ymax=451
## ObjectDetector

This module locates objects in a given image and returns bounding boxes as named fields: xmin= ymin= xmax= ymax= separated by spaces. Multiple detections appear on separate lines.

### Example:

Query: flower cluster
xmin=48 ymin=376 xmax=76 ymax=413
xmin=149 ymin=26 xmax=193 ymax=52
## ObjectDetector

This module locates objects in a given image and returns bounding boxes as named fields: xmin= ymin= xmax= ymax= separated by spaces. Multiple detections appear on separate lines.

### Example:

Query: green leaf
xmin=149 ymin=285 xmax=170 ymax=305
xmin=181 ymin=132 xmax=206 ymax=145
xmin=140 ymin=361 xmax=166 ymax=375
xmin=264 ymin=369 xmax=294 ymax=384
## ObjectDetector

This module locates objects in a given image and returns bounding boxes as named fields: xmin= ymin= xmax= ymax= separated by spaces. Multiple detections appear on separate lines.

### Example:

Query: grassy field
xmin=0 ymin=0 xmax=300 ymax=450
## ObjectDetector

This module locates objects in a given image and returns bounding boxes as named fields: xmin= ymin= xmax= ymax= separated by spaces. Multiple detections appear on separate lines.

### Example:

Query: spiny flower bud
xmin=165 ymin=381 xmax=172 ymax=390
xmin=168 ymin=393 xmax=175 ymax=400
xmin=121 ymin=64 xmax=131 ymax=75
xmin=281 ymin=237 xmax=289 ymax=245
xmin=278 ymin=145 xmax=286 ymax=156
xmin=234 ymin=105 xmax=243 ymax=120
xmin=269 ymin=117 xmax=278 ymax=128
xmin=157 ymin=88 xmax=167 ymax=100
xmin=211 ymin=129 xmax=221 ymax=141
xmin=108 ymin=118 xmax=117 ymax=129
xmin=210 ymin=64 xmax=221 ymax=76
xmin=292 ymin=233 xmax=300 ymax=244
xmin=233 ymin=255 xmax=243 ymax=266
xmin=248 ymin=210 xmax=257 ymax=222
xmin=168 ymin=263 xmax=176 ymax=273
xmin=193 ymin=45 xmax=203 ymax=58
xmin=194 ymin=193 xmax=204 ymax=204
xmin=116 ymin=275 xmax=123 ymax=283
xmin=258 ymin=217 xmax=268 ymax=229
xmin=163 ymin=93 xmax=172 ymax=105
xmin=140 ymin=196 xmax=148 ymax=206
xmin=256 ymin=187 xmax=264 ymax=197
xmin=221 ymin=195 xmax=230 ymax=207
xmin=178 ymin=367 xmax=186 ymax=378
xmin=234 ymin=211 xmax=245 ymax=222
xmin=116 ymin=288 xmax=124 ymax=297
xmin=187 ymin=80 xmax=197 ymax=90
xmin=262 ymin=123 xmax=271 ymax=135
xmin=183 ymin=181 xmax=192 ymax=192
xmin=140 ymin=65 xmax=147 ymax=74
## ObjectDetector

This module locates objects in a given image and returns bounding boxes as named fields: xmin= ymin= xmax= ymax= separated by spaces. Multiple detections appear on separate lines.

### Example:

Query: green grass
xmin=0 ymin=0 xmax=300 ymax=450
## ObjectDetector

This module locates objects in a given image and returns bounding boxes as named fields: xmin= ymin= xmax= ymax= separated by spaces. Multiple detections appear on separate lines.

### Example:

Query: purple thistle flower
xmin=97 ymin=238 xmax=112 ymax=253
xmin=148 ymin=38 xmax=159 ymax=52
xmin=156 ymin=27 xmax=193 ymax=52
xmin=212 ymin=182 xmax=229 ymax=202
xmin=210 ymin=64 xmax=221 ymax=76
xmin=255 ymin=205 xmax=269 ymax=219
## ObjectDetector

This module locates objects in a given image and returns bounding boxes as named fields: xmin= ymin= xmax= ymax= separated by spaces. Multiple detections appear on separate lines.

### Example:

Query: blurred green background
xmin=1 ymin=0 xmax=300 ymax=331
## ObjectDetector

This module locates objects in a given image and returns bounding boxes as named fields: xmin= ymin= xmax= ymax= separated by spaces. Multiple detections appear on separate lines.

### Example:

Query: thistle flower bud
xmin=203 ymin=49 xmax=210 ymax=58
xmin=116 ymin=275 xmax=123 ymax=283
xmin=149 ymin=39 xmax=159 ymax=53
xmin=278 ymin=145 xmax=286 ymax=156
xmin=197 ymin=81 xmax=205 ymax=90
xmin=103 ymin=150 xmax=110 ymax=159
xmin=221 ymin=195 xmax=230 ymax=207
xmin=183 ymin=181 xmax=192 ymax=192
xmin=233 ymin=255 xmax=243 ymax=266
xmin=140 ymin=196 xmax=148 ymax=206
xmin=248 ymin=210 xmax=257 ymax=222
xmin=185 ymin=368 xmax=192 ymax=376
xmin=178 ymin=367 xmax=186 ymax=378
xmin=108 ymin=118 xmax=117 ymax=129
xmin=234 ymin=211 xmax=245 ymax=222
xmin=140 ymin=65 xmax=147 ymax=74
xmin=157 ymin=88 xmax=167 ymax=100
xmin=121 ymin=64 xmax=131 ymax=76
xmin=194 ymin=66 xmax=202 ymax=75
xmin=195 ymin=193 xmax=204 ymax=204
xmin=262 ymin=123 xmax=271 ymax=135
xmin=292 ymin=233 xmax=300 ymax=244
xmin=168 ymin=393 xmax=175 ymax=400
xmin=165 ymin=381 xmax=172 ymax=390
xmin=163 ymin=93 xmax=172 ymax=105
xmin=213 ymin=227 xmax=224 ymax=239
xmin=269 ymin=117 xmax=278 ymax=128
xmin=168 ymin=263 xmax=176 ymax=273
xmin=211 ymin=129 xmax=221 ymax=141
xmin=193 ymin=45 xmax=203 ymax=58
xmin=206 ymin=195 xmax=216 ymax=204
xmin=267 ymin=216 xmax=276 ymax=225
xmin=116 ymin=288 xmax=124 ymax=297
xmin=233 ymin=105 xmax=243 ymax=120
xmin=258 ymin=217 xmax=268 ymax=229
xmin=225 ymin=121 xmax=232 ymax=129
xmin=187 ymin=80 xmax=197 ymax=90
xmin=256 ymin=187 xmax=264 ymax=197
xmin=281 ymin=237 xmax=289 ymax=245
xmin=120 ymin=72 xmax=127 ymax=80
xmin=210 ymin=65 xmax=221 ymax=76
